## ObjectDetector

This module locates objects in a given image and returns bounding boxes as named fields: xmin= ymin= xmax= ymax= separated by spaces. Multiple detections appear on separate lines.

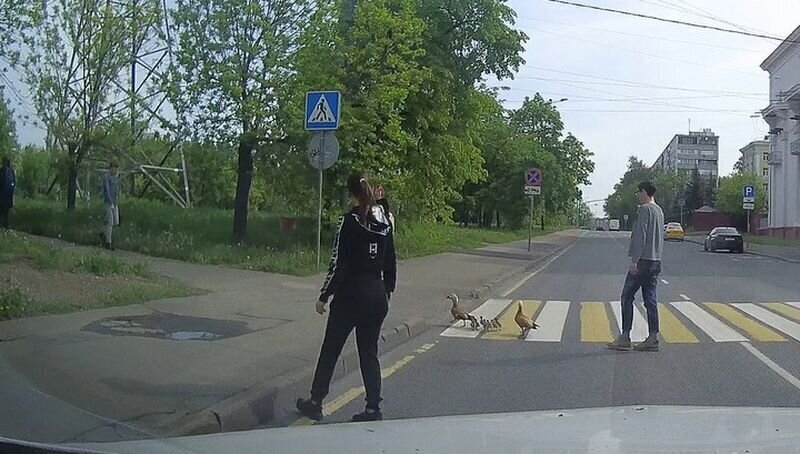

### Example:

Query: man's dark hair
xmin=1 ymin=157 xmax=9 ymax=167
xmin=638 ymin=181 xmax=657 ymax=197
xmin=109 ymin=161 xmax=118 ymax=169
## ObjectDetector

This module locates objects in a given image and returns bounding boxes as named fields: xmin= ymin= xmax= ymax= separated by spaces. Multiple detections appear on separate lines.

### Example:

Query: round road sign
xmin=678 ymin=198 xmax=686 ymax=207
xmin=307 ymin=131 xmax=339 ymax=170
xmin=525 ymin=168 xmax=542 ymax=186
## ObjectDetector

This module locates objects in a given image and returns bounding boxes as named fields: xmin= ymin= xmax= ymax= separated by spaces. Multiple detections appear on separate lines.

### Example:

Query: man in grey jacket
xmin=608 ymin=181 xmax=664 ymax=352
xmin=101 ymin=162 xmax=120 ymax=250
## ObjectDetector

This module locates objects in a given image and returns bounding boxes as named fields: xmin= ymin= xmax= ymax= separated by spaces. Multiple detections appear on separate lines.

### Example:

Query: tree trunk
xmin=66 ymin=143 xmax=79 ymax=211
xmin=495 ymin=211 xmax=500 ymax=228
xmin=232 ymin=139 xmax=254 ymax=243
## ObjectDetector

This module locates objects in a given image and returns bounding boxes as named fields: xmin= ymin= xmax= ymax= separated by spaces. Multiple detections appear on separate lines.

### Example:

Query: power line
xmin=546 ymin=0 xmax=799 ymax=44
xmin=526 ymin=26 xmax=764 ymax=78
xmin=515 ymin=15 xmax=766 ymax=53
xmin=517 ymin=66 xmax=765 ymax=97
xmin=557 ymin=109 xmax=753 ymax=113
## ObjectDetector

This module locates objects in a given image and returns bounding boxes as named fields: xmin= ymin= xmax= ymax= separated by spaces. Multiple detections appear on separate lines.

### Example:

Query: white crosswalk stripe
xmin=733 ymin=303 xmax=800 ymax=341
xmin=525 ymin=301 xmax=570 ymax=342
xmin=670 ymin=302 xmax=748 ymax=342
xmin=609 ymin=301 xmax=649 ymax=342
xmin=440 ymin=299 xmax=510 ymax=338
xmin=786 ymin=302 xmax=800 ymax=310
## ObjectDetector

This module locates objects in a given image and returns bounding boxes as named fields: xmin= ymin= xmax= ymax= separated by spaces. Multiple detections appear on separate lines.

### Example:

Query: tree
xmin=683 ymin=168 xmax=706 ymax=211
xmin=716 ymin=172 xmax=766 ymax=217
xmin=170 ymin=0 xmax=314 ymax=242
xmin=14 ymin=0 xmax=133 ymax=210
xmin=0 ymin=0 xmax=40 ymax=64
xmin=604 ymin=156 xmax=653 ymax=222
xmin=733 ymin=155 xmax=745 ymax=174
xmin=0 ymin=95 xmax=16 ymax=154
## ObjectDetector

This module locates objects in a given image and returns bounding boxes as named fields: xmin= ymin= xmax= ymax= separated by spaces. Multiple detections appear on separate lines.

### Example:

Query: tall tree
xmin=0 ymin=0 xmax=40 ymax=64
xmin=15 ymin=0 xmax=131 ymax=209
xmin=170 ymin=0 xmax=314 ymax=242
xmin=684 ymin=168 xmax=705 ymax=210
xmin=0 ymin=94 xmax=16 ymax=154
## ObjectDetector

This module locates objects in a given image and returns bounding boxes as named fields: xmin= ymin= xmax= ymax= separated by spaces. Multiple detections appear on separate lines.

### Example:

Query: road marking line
xmin=440 ymin=299 xmax=510 ymax=338
xmin=670 ymin=302 xmax=747 ymax=342
xmin=679 ymin=294 xmax=691 ymax=301
xmin=785 ymin=302 xmax=800 ymax=310
xmin=764 ymin=303 xmax=800 ymax=323
xmin=414 ymin=343 xmax=436 ymax=353
xmin=741 ymin=342 xmax=800 ymax=391
xmin=609 ymin=301 xmax=649 ymax=342
xmin=483 ymin=300 xmax=541 ymax=341
xmin=705 ymin=303 xmax=786 ymax=342
xmin=658 ymin=303 xmax=699 ymax=343
xmin=661 ymin=279 xmax=669 ymax=284
xmin=500 ymin=232 xmax=584 ymax=297
xmin=733 ymin=304 xmax=800 ymax=341
xmin=525 ymin=301 xmax=570 ymax=342
xmin=580 ymin=302 xmax=613 ymax=342
xmin=292 ymin=351 xmax=423 ymax=426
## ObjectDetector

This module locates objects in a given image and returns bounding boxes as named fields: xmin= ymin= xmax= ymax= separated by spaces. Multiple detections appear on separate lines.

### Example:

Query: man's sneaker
xmin=352 ymin=408 xmax=383 ymax=422
xmin=634 ymin=335 xmax=660 ymax=352
xmin=296 ymin=398 xmax=323 ymax=421
xmin=607 ymin=335 xmax=632 ymax=351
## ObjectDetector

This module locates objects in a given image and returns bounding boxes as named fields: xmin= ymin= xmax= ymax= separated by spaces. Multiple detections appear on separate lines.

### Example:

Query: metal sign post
xmin=743 ymin=186 xmax=756 ymax=235
xmin=524 ymin=168 xmax=542 ymax=252
xmin=305 ymin=90 xmax=342 ymax=271
xmin=678 ymin=198 xmax=686 ymax=227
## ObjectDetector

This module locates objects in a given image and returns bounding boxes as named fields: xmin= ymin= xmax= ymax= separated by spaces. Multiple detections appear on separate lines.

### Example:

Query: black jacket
xmin=0 ymin=165 xmax=15 ymax=209
xmin=319 ymin=205 xmax=397 ymax=302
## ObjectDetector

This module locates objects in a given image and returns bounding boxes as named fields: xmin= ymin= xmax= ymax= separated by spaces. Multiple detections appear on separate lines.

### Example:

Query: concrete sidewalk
xmin=0 ymin=229 xmax=579 ymax=443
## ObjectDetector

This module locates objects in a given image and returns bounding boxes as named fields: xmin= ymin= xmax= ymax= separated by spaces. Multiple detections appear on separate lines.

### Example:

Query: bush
xmin=0 ymin=279 xmax=30 ymax=320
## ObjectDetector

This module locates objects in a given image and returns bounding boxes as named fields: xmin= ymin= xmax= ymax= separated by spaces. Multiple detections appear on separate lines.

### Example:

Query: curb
xmin=165 ymin=318 xmax=429 ymax=436
xmin=164 ymin=232 xmax=579 ymax=436
xmin=687 ymin=236 xmax=800 ymax=263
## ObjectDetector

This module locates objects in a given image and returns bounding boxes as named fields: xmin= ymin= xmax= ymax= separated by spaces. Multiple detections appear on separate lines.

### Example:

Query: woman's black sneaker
xmin=351 ymin=408 xmax=383 ymax=422
xmin=296 ymin=398 xmax=323 ymax=421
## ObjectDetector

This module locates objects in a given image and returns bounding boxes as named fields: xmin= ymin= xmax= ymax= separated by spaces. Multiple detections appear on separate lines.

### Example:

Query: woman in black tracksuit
xmin=297 ymin=172 xmax=397 ymax=422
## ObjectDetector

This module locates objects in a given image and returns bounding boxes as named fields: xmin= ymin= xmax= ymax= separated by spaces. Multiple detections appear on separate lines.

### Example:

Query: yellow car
xmin=664 ymin=222 xmax=685 ymax=241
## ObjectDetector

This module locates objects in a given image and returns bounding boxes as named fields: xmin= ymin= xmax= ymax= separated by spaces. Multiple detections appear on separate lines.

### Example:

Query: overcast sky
xmin=6 ymin=1 xmax=800 ymax=216
xmin=500 ymin=0 xmax=800 ymax=215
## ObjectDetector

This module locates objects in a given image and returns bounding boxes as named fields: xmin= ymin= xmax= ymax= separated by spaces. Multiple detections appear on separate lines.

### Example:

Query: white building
xmin=761 ymin=25 xmax=800 ymax=238
xmin=652 ymin=129 xmax=719 ymax=179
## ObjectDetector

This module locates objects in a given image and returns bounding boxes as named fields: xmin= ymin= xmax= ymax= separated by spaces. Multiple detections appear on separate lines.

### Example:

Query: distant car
xmin=704 ymin=227 xmax=743 ymax=253
xmin=664 ymin=223 xmax=684 ymax=242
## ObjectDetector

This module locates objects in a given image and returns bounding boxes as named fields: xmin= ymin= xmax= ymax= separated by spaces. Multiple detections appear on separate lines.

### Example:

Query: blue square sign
xmin=743 ymin=185 xmax=756 ymax=198
xmin=305 ymin=91 xmax=341 ymax=130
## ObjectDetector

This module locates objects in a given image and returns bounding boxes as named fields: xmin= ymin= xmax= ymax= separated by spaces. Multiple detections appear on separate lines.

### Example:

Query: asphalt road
xmin=305 ymin=230 xmax=800 ymax=425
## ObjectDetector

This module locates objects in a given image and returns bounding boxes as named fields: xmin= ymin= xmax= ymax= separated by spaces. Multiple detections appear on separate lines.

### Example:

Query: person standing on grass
xmin=297 ymin=172 xmax=397 ymax=423
xmin=101 ymin=162 xmax=120 ymax=250
xmin=608 ymin=181 xmax=664 ymax=352
xmin=0 ymin=157 xmax=15 ymax=229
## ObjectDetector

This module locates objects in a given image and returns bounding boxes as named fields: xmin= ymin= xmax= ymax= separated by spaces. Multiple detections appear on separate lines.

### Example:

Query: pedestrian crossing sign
xmin=305 ymin=91 xmax=341 ymax=130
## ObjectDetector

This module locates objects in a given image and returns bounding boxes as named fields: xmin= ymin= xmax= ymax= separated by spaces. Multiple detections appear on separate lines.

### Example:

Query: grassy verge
xmin=743 ymin=234 xmax=800 ymax=247
xmin=0 ymin=230 xmax=194 ymax=320
xmin=10 ymin=198 xmax=564 ymax=275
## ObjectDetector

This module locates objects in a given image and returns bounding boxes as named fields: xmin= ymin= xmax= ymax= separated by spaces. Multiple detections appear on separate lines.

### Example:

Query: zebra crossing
xmin=440 ymin=298 xmax=800 ymax=344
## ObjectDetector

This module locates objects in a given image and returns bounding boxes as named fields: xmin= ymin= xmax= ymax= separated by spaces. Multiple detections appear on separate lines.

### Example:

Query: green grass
xmin=0 ymin=230 xmax=151 ymax=277
xmin=25 ymin=280 xmax=194 ymax=318
xmin=10 ymin=198 xmax=565 ymax=275
xmin=743 ymin=234 xmax=800 ymax=247
xmin=0 ymin=280 xmax=31 ymax=320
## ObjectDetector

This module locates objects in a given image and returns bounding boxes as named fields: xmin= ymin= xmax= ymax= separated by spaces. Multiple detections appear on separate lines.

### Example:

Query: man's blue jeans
xmin=621 ymin=259 xmax=661 ymax=336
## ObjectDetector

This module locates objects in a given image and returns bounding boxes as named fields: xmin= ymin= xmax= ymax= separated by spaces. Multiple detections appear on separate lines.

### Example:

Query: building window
xmin=762 ymin=168 xmax=768 ymax=177
xmin=763 ymin=152 xmax=770 ymax=161
xmin=763 ymin=183 xmax=768 ymax=192
xmin=678 ymin=136 xmax=698 ymax=145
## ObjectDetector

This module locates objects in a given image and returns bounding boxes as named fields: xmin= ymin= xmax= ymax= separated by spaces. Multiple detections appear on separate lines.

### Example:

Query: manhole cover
xmin=83 ymin=313 xmax=251 ymax=341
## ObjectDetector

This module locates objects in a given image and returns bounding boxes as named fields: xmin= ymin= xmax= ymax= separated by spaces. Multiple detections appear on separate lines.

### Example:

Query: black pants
xmin=310 ymin=279 xmax=388 ymax=409
xmin=0 ymin=206 xmax=9 ymax=229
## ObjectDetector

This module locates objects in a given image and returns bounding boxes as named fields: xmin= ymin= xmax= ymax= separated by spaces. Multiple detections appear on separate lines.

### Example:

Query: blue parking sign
xmin=305 ymin=91 xmax=341 ymax=130
xmin=743 ymin=185 xmax=756 ymax=198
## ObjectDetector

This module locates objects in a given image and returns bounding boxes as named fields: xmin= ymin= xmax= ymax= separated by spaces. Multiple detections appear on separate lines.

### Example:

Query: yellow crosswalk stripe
xmin=657 ymin=303 xmax=699 ymax=343
xmin=706 ymin=303 xmax=786 ymax=342
xmin=765 ymin=303 xmax=800 ymax=323
xmin=580 ymin=302 xmax=613 ymax=342
xmin=483 ymin=300 xmax=541 ymax=341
